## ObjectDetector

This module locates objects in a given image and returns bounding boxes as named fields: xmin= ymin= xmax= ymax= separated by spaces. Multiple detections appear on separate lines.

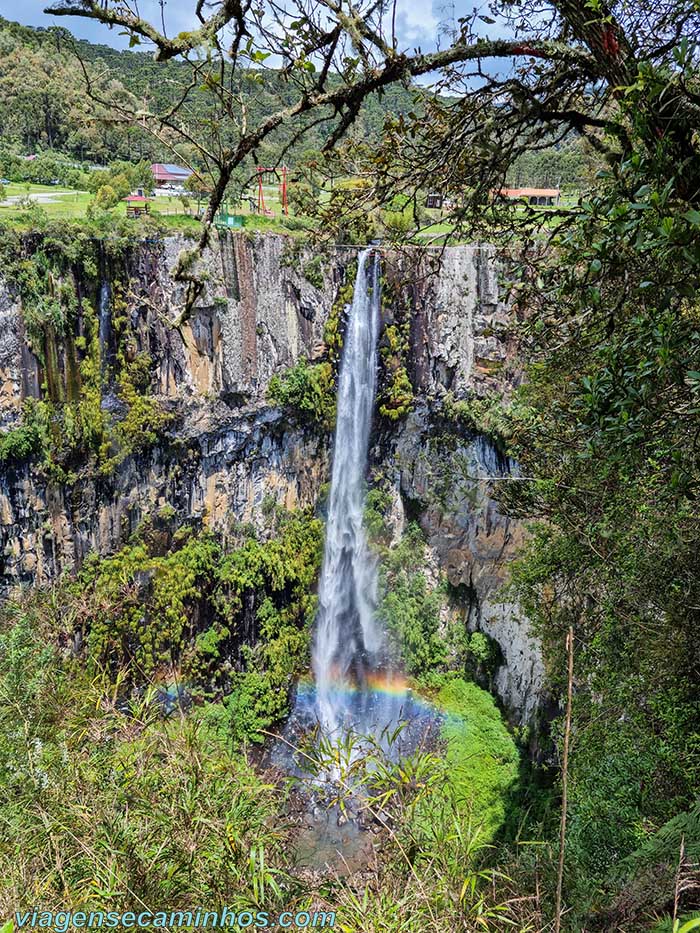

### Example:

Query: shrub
xmin=0 ymin=419 xmax=41 ymax=463
xmin=378 ymin=363 xmax=414 ymax=421
xmin=268 ymin=358 xmax=335 ymax=429
xmin=302 ymin=255 xmax=325 ymax=289
xmin=116 ymin=364 xmax=173 ymax=453
xmin=93 ymin=183 xmax=119 ymax=210
xmin=378 ymin=570 xmax=446 ymax=676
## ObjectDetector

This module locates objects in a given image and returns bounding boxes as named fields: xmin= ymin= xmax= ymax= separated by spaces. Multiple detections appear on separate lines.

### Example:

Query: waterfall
xmin=272 ymin=248 xmax=438 ymax=790
xmin=312 ymin=248 xmax=387 ymax=734
xmin=98 ymin=242 xmax=111 ymax=375
xmin=99 ymin=279 xmax=111 ymax=361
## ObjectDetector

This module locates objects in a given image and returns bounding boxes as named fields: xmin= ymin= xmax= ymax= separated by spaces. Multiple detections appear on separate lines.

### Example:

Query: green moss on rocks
xmin=324 ymin=258 xmax=357 ymax=366
xmin=75 ymin=507 xmax=323 ymax=742
xmin=1 ymin=233 xmax=173 ymax=475
xmin=302 ymin=255 xmax=325 ymax=289
xmin=436 ymin=677 xmax=520 ymax=842
xmin=377 ymin=275 xmax=415 ymax=422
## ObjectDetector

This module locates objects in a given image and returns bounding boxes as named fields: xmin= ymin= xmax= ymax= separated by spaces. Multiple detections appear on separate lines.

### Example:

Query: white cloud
xmin=394 ymin=0 xmax=439 ymax=48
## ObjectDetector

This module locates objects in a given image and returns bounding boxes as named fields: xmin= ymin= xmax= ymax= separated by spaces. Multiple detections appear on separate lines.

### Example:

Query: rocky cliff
xmin=0 ymin=231 xmax=541 ymax=721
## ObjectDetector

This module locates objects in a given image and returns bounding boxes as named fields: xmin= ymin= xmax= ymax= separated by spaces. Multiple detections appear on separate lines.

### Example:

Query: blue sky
xmin=0 ymin=0 xmax=481 ymax=51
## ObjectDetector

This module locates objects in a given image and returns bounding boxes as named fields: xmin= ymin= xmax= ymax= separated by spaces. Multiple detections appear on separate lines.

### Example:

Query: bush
xmin=378 ymin=570 xmax=445 ymax=676
xmin=93 ymin=183 xmax=118 ymax=210
xmin=116 ymin=364 xmax=173 ymax=453
xmin=0 ymin=419 xmax=42 ymax=463
xmin=378 ymin=363 xmax=414 ymax=421
xmin=268 ymin=358 xmax=335 ymax=429
xmin=436 ymin=678 xmax=520 ymax=842
xmin=302 ymin=255 xmax=325 ymax=289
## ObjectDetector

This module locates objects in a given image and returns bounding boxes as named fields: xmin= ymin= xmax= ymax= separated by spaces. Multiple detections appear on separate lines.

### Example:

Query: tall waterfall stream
xmin=313 ymin=248 xmax=389 ymax=733
xmin=272 ymin=249 xmax=440 ymax=873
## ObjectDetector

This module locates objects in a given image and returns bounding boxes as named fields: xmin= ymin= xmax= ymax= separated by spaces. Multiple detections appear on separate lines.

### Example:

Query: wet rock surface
xmin=0 ymin=232 xmax=540 ymax=721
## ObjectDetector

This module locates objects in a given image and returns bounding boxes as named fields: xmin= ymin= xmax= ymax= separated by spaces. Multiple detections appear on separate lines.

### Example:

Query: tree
xmin=44 ymin=0 xmax=652 ymax=318
xmin=93 ymin=183 xmax=118 ymax=209
xmin=316 ymin=1 xmax=700 ymax=244
xmin=184 ymin=171 xmax=213 ymax=213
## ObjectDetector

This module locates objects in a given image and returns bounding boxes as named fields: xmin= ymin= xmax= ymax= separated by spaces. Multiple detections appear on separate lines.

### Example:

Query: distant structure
xmin=150 ymin=163 xmax=192 ymax=189
xmin=215 ymin=202 xmax=245 ymax=229
xmin=255 ymin=165 xmax=289 ymax=216
xmin=497 ymin=187 xmax=560 ymax=206
xmin=124 ymin=193 xmax=151 ymax=218
xmin=425 ymin=192 xmax=444 ymax=209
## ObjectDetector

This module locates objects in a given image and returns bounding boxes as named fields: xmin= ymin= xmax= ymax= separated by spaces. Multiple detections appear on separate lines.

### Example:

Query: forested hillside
xmin=0 ymin=16 xmax=419 ymax=168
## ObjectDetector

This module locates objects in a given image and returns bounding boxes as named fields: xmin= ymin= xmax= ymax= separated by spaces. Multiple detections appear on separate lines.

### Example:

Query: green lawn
xmin=0 ymin=182 xmax=313 ymax=235
xmin=0 ymin=181 xmax=577 ymax=241
xmin=0 ymin=183 xmax=309 ymax=237
xmin=1 ymin=182 xmax=78 ymax=196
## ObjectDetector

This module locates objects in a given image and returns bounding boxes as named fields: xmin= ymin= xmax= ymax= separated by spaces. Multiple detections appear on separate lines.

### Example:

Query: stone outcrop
xmin=388 ymin=414 xmax=542 ymax=722
xmin=0 ymin=231 xmax=541 ymax=721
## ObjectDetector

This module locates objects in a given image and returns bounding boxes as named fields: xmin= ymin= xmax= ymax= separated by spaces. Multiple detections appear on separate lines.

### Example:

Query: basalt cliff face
xmin=0 ymin=232 xmax=542 ymax=722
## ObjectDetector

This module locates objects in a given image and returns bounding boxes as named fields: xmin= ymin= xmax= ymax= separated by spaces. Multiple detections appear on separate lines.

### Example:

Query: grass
xmin=0 ymin=183 xmax=313 ymax=236
xmin=2 ymin=182 xmax=78 ymax=195
xmin=436 ymin=677 xmax=520 ymax=842
xmin=0 ymin=181 xmax=579 ymax=242
xmin=0 ymin=187 xmax=93 ymax=218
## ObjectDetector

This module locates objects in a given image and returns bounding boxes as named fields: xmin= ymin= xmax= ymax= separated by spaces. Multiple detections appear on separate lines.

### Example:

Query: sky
xmin=0 ymin=0 xmax=475 ymax=52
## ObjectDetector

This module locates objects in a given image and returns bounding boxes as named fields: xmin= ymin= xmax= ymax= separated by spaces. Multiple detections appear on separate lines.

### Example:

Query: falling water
xmin=272 ymin=250 xmax=441 ymax=870
xmin=274 ymin=247 xmax=437 ymax=769
xmin=98 ymin=269 xmax=111 ymax=375
xmin=312 ymin=249 xmax=390 ymax=735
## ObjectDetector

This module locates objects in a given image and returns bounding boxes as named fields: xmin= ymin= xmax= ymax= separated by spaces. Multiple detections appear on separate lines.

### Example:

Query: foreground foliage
xmin=0 ymin=585 xmax=546 ymax=927
xmin=492 ymin=59 xmax=700 ymax=929
xmin=0 ymin=608 xmax=288 ymax=913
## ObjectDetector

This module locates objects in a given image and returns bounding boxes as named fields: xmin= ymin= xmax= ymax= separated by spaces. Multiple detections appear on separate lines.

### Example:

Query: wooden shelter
xmin=125 ymin=194 xmax=151 ymax=218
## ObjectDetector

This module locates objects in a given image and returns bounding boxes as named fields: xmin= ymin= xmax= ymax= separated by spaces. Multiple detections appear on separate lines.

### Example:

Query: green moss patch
xmin=436 ymin=678 xmax=520 ymax=842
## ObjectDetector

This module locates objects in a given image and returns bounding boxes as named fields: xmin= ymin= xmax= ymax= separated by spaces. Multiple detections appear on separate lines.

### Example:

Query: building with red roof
xmin=497 ymin=187 xmax=560 ymax=206
xmin=150 ymin=163 xmax=193 ymax=187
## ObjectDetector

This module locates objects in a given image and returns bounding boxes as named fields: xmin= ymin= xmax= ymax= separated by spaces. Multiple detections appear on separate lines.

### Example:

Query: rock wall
xmin=388 ymin=416 xmax=542 ymax=723
xmin=0 ymin=232 xmax=540 ymax=721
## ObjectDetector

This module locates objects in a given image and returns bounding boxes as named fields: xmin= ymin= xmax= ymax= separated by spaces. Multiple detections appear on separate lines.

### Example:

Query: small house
xmin=151 ymin=163 xmax=193 ymax=189
xmin=497 ymin=187 xmax=560 ymax=206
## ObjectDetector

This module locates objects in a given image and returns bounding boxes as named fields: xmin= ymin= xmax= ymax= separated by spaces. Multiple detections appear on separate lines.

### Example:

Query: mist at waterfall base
xmin=272 ymin=249 xmax=439 ymax=777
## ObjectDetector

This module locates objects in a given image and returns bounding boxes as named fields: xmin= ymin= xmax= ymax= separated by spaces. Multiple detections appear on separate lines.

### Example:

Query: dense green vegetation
xmin=372 ymin=518 xmax=448 ymax=678
xmin=2 ymin=0 xmax=700 ymax=928
xmin=268 ymin=359 xmax=336 ymax=430
xmin=0 ymin=582 xmax=526 ymax=922
xmin=0 ymin=225 xmax=173 ymax=478
xmin=499 ymin=144 xmax=700 ymax=918
xmin=74 ymin=505 xmax=323 ymax=738
xmin=0 ymin=606 xmax=290 ymax=912
xmin=0 ymin=15 xmax=418 ymax=173
xmin=377 ymin=275 xmax=415 ymax=422
xmin=470 ymin=42 xmax=700 ymax=930
xmin=437 ymin=679 xmax=520 ymax=842
xmin=0 ymin=493 xmax=527 ymax=922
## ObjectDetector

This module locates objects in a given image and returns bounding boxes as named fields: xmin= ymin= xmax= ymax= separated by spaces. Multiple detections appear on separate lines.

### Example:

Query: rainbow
xmin=296 ymin=671 xmax=417 ymax=699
